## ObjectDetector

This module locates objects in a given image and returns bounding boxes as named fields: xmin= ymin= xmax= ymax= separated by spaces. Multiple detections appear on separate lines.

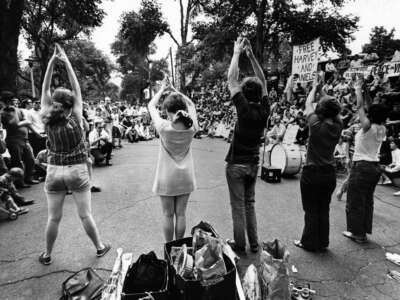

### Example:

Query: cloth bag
xmin=258 ymin=239 xmax=290 ymax=300
xmin=60 ymin=268 xmax=104 ymax=300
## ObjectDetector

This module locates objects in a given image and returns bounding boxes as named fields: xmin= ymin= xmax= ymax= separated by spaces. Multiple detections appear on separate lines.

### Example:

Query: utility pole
xmin=169 ymin=47 xmax=175 ymax=86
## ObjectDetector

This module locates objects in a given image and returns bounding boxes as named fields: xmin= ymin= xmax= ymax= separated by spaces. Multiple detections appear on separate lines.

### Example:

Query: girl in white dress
xmin=148 ymin=77 xmax=199 ymax=241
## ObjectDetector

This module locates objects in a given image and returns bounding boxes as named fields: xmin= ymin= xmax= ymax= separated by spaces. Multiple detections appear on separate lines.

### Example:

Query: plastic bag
xmin=195 ymin=237 xmax=227 ymax=281
xmin=174 ymin=244 xmax=195 ymax=280
xmin=242 ymin=264 xmax=261 ymax=300
xmin=258 ymin=239 xmax=290 ymax=300
xmin=193 ymin=228 xmax=213 ymax=252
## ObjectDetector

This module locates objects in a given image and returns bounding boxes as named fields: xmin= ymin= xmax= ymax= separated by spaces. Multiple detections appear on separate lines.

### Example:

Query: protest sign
xmin=292 ymin=38 xmax=320 ymax=82
xmin=343 ymin=66 xmax=376 ymax=79
xmin=380 ymin=61 xmax=400 ymax=77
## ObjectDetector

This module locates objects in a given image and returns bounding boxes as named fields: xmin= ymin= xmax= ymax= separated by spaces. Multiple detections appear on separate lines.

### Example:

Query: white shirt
xmin=88 ymin=129 xmax=111 ymax=149
xmin=353 ymin=124 xmax=386 ymax=162
xmin=29 ymin=109 xmax=45 ymax=133
xmin=392 ymin=148 xmax=400 ymax=167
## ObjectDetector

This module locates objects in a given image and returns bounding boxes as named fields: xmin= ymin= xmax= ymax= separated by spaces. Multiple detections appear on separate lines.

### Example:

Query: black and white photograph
xmin=1 ymin=0 xmax=400 ymax=299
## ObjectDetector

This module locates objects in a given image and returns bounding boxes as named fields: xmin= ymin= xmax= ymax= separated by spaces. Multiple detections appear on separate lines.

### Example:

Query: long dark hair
xmin=44 ymin=88 xmax=74 ymax=126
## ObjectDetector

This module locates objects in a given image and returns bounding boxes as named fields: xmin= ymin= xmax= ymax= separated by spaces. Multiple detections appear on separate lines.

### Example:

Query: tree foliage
xmin=112 ymin=0 xmax=169 ymax=101
xmin=0 ymin=0 xmax=25 ymax=92
xmin=59 ymin=40 xmax=115 ymax=102
xmin=362 ymin=26 xmax=400 ymax=60
xmin=21 ymin=0 xmax=105 ymax=86
xmin=188 ymin=0 xmax=358 ymax=85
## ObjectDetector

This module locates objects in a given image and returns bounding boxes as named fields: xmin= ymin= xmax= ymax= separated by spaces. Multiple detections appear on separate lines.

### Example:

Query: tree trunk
xmin=0 ymin=0 xmax=25 ymax=93
xmin=255 ymin=0 xmax=267 ymax=64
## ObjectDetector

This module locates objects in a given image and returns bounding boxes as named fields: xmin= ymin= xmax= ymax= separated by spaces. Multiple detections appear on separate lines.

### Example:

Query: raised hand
xmin=354 ymin=75 xmax=364 ymax=90
xmin=313 ymin=72 xmax=324 ymax=89
xmin=233 ymin=37 xmax=245 ymax=54
xmin=55 ymin=43 xmax=68 ymax=63
xmin=160 ymin=75 xmax=170 ymax=91
xmin=243 ymin=38 xmax=253 ymax=57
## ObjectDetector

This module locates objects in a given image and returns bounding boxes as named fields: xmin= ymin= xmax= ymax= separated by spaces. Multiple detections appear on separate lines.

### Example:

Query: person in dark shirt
xmin=293 ymin=74 xmax=343 ymax=252
xmin=295 ymin=117 xmax=309 ymax=145
xmin=225 ymin=37 xmax=269 ymax=254
xmin=0 ymin=91 xmax=40 ymax=188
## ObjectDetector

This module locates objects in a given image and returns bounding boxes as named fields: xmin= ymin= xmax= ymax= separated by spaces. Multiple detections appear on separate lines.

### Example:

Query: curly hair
xmin=52 ymin=88 xmax=74 ymax=109
xmin=315 ymin=96 xmax=341 ymax=120
xmin=44 ymin=88 xmax=75 ymax=126
xmin=241 ymin=77 xmax=263 ymax=103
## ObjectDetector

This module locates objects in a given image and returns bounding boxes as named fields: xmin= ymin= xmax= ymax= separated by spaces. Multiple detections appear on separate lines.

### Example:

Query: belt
xmin=353 ymin=160 xmax=379 ymax=166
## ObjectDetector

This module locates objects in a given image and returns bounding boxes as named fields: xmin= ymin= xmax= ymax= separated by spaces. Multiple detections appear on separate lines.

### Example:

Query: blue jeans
xmin=226 ymin=163 xmax=259 ymax=249
xmin=346 ymin=161 xmax=381 ymax=236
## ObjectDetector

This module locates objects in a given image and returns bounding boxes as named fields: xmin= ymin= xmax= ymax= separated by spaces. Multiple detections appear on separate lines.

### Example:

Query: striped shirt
xmin=45 ymin=113 xmax=87 ymax=165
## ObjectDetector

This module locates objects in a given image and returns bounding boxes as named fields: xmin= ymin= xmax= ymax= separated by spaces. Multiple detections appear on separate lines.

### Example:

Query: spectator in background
xmin=0 ymin=168 xmax=31 ymax=216
xmin=325 ymin=59 xmax=337 ymax=74
xmin=24 ymin=98 xmax=46 ymax=156
xmin=269 ymin=87 xmax=278 ymax=101
xmin=267 ymin=116 xmax=286 ymax=144
xmin=89 ymin=121 xmax=113 ymax=166
xmin=381 ymin=139 xmax=400 ymax=185
xmin=334 ymin=77 xmax=350 ymax=96
xmin=1 ymin=92 xmax=39 ymax=188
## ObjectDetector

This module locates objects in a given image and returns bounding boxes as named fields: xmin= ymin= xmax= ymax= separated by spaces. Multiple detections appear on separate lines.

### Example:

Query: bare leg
xmin=175 ymin=194 xmax=190 ymax=240
xmin=160 ymin=196 xmax=175 ymax=242
xmin=72 ymin=190 xmax=104 ymax=250
xmin=44 ymin=192 xmax=66 ymax=256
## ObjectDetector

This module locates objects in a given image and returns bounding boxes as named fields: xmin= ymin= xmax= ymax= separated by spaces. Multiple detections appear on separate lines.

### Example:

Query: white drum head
xmin=270 ymin=144 xmax=287 ymax=172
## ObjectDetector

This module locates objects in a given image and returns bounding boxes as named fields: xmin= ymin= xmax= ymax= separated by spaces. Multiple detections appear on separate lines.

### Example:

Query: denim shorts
xmin=45 ymin=163 xmax=90 ymax=194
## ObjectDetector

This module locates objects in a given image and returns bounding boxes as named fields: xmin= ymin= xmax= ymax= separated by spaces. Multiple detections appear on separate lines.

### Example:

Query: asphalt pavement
xmin=0 ymin=138 xmax=400 ymax=299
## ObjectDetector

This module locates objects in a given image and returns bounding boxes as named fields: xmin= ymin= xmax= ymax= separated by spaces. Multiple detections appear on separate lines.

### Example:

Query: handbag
xmin=121 ymin=251 xmax=168 ymax=300
xmin=60 ymin=268 xmax=104 ymax=300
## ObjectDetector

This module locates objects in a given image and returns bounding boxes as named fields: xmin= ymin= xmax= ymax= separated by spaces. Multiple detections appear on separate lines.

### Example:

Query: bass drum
xmin=270 ymin=144 xmax=302 ymax=176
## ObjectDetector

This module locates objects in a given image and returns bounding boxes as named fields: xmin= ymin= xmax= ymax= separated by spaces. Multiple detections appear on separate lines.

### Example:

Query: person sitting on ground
xmin=295 ymin=117 xmax=308 ymax=145
xmin=121 ymin=115 xmax=139 ymax=143
xmin=334 ymin=136 xmax=349 ymax=171
xmin=0 ymin=168 xmax=30 ymax=216
xmin=267 ymin=115 xmax=286 ymax=144
xmin=88 ymin=121 xmax=113 ymax=166
xmin=381 ymin=139 xmax=400 ymax=185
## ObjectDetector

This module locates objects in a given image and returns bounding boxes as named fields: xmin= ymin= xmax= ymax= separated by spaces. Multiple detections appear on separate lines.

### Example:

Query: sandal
xmin=97 ymin=243 xmax=111 ymax=257
xmin=342 ymin=231 xmax=368 ymax=244
xmin=293 ymin=240 xmax=318 ymax=252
